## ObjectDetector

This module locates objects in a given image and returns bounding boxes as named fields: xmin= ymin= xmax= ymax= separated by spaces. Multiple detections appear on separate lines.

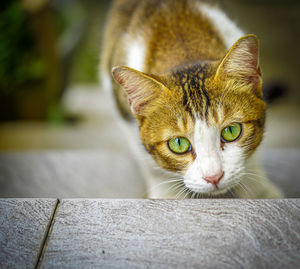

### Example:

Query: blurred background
xmin=0 ymin=0 xmax=299 ymax=198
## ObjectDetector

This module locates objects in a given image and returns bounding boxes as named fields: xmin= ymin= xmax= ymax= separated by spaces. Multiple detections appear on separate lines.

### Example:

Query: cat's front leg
xmin=257 ymin=180 xmax=284 ymax=198
xmin=233 ymin=153 xmax=284 ymax=198
xmin=235 ymin=177 xmax=283 ymax=198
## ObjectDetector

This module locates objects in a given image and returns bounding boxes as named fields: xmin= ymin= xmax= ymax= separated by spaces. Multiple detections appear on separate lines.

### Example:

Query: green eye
xmin=221 ymin=123 xmax=242 ymax=142
xmin=168 ymin=137 xmax=191 ymax=154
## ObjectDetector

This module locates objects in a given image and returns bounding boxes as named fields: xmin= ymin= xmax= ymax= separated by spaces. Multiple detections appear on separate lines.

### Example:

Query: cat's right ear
xmin=112 ymin=66 xmax=165 ymax=116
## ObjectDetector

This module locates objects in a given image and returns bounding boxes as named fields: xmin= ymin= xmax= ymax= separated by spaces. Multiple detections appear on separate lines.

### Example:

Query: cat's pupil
xmin=176 ymin=138 xmax=181 ymax=146
xmin=229 ymin=126 xmax=233 ymax=133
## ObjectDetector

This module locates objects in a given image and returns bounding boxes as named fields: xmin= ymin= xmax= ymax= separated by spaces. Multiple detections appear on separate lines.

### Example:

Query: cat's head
xmin=112 ymin=34 xmax=265 ymax=196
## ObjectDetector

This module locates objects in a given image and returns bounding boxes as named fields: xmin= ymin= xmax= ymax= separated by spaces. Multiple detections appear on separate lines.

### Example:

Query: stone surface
xmin=41 ymin=199 xmax=300 ymax=269
xmin=0 ymin=199 xmax=58 ymax=269
xmin=0 ymin=151 xmax=146 ymax=198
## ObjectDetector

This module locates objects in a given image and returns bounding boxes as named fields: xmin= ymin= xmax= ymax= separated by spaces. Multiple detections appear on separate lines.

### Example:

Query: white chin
xmin=185 ymin=183 xmax=233 ymax=196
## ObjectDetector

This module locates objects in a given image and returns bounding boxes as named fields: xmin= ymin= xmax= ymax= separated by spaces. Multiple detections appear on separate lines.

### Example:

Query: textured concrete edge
xmin=31 ymin=198 xmax=300 ymax=268
xmin=56 ymin=198 xmax=300 ymax=202
xmin=35 ymin=199 xmax=60 ymax=269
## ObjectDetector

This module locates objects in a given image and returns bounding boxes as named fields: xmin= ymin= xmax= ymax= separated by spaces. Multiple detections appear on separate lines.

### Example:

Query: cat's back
xmin=101 ymin=0 xmax=244 ymax=118
xmin=102 ymin=0 xmax=244 ymax=73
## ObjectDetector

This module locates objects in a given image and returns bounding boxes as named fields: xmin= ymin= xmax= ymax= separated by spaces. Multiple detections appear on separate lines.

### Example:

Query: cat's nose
xmin=203 ymin=171 xmax=224 ymax=185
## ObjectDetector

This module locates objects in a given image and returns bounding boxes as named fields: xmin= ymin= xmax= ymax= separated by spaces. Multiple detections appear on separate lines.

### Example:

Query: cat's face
xmin=113 ymin=35 xmax=265 ymax=196
xmin=138 ymin=65 xmax=265 ymax=196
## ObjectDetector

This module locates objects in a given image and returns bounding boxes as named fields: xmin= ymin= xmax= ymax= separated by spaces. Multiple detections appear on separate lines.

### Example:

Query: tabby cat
xmin=101 ymin=0 xmax=283 ymax=198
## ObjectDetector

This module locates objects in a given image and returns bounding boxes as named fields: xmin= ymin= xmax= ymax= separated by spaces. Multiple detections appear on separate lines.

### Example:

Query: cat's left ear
xmin=215 ymin=34 xmax=262 ymax=97
xmin=112 ymin=66 xmax=166 ymax=116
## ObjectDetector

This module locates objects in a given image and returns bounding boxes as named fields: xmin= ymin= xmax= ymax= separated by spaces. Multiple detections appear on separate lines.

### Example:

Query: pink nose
xmin=203 ymin=171 xmax=224 ymax=185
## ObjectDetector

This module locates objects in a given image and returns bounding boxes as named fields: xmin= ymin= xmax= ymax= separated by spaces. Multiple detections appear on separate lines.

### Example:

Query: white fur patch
xmin=123 ymin=34 xmax=146 ymax=72
xmin=197 ymin=4 xmax=244 ymax=49
xmin=100 ymin=71 xmax=113 ymax=93
xmin=184 ymin=119 xmax=245 ymax=194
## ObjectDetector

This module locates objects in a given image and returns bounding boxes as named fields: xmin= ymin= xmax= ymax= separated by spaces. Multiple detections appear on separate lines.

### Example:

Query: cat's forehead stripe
xmin=171 ymin=64 xmax=211 ymax=123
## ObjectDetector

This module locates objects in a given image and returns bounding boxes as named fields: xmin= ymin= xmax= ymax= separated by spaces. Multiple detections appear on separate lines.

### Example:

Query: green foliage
xmin=0 ymin=1 xmax=46 ymax=93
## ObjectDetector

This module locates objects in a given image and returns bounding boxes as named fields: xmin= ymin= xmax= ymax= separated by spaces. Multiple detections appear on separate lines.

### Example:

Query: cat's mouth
xmin=183 ymin=170 xmax=243 ymax=197
xmin=184 ymin=178 xmax=239 ymax=197
xmin=185 ymin=185 xmax=235 ymax=197
xmin=186 ymin=184 xmax=226 ymax=195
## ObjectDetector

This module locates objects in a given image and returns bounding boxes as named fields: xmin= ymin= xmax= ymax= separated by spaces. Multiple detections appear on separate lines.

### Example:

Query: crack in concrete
xmin=35 ymin=199 xmax=60 ymax=269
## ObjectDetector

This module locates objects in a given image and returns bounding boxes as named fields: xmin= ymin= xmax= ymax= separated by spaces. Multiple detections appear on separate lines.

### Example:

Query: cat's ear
xmin=215 ymin=34 xmax=262 ymax=96
xmin=112 ymin=66 xmax=165 ymax=116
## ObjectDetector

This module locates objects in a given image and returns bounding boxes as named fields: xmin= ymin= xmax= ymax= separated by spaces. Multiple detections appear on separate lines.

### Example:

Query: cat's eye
xmin=168 ymin=137 xmax=191 ymax=154
xmin=221 ymin=123 xmax=242 ymax=142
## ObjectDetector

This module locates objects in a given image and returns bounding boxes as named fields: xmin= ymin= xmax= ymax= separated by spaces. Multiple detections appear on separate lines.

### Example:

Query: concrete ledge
xmin=0 ymin=199 xmax=58 ymax=269
xmin=1 ymin=199 xmax=299 ymax=268
xmin=40 ymin=199 xmax=299 ymax=269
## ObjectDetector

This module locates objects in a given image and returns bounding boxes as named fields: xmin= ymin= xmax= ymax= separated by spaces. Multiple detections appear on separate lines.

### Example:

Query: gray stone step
xmin=1 ymin=199 xmax=299 ymax=268
xmin=40 ymin=199 xmax=300 ymax=269
xmin=0 ymin=199 xmax=58 ymax=269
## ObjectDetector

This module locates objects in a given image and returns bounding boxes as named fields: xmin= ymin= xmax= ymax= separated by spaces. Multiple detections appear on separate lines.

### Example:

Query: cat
xmin=101 ymin=0 xmax=283 ymax=198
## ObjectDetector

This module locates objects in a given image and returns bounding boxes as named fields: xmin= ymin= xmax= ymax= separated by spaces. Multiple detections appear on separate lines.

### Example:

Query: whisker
xmin=241 ymin=172 xmax=269 ymax=181
xmin=242 ymin=177 xmax=268 ymax=186
xmin=144 ymin=178 xmax=183 ymax=197
xmin=183 ymin=187 xmax=191 ymax=199
xmin=175 ymin=186 xmax=187 ymax=199
xmin=164 ymin=181 xmax=185 ymax=196
xmin=228 ymin=188 xmax=236 ymax=198
xmin=237 ymin=181 xmax=253 ymax=198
